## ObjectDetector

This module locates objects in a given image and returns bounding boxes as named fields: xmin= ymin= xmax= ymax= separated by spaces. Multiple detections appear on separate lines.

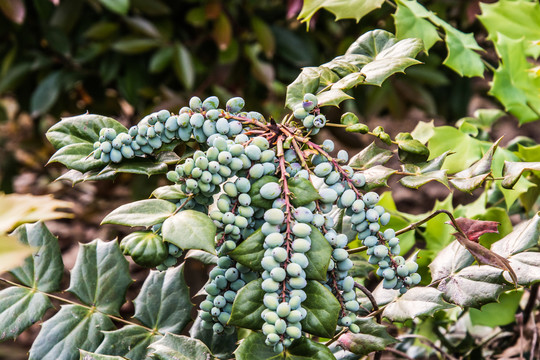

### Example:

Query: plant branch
xmin=354 ymin=282 xmax=381 ymax=323
xmin=0 ymin=277 xmax=160 ymax=335
xmin=395 ymin=209 xmax=467 ymax=240
xmin=324 ymin=328 xmax=347 ymax=346
xmin=347 ymin=246 xmax=367 ymax=254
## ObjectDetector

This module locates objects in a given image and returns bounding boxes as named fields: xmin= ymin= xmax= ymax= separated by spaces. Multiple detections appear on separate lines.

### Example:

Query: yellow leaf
xmin=0 ymin=234 xmax=33 ymax=274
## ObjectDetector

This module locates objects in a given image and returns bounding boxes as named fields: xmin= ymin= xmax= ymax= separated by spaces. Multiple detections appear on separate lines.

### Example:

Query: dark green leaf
xmin=10 ymin=222 xmax=63 ymax=292
xmin=190 ymin=315 xmax=237 ymax=360
xmin=0 ymin=287 xmax=51 ymax=341
xmin=133 ymin=265 xmax=193 ymax=333
xmin=80 ymin=351 xmax=126 ymax=360
xmin=229 ymin=278 xmax=265 ymax=330
xmin=304 ymin=226 xmax=332 ymax=281
xmin=337 ymin=317 xmax=397 ymax=355
xmin=185 ymin=250 xmax=218 ymax=265
xmin=397 ymin=139 xmax=430 ymax=163
xmin=438 ymin=265 xmax=506 ymax=308
xmin=30 ymin=71 xmax=63 ymax=116
xmin=502 ymin=161 xmax=540 ymax=189
xmin=288 ymin=177 xmax=321 ymax=207
xmin=230 ymin=229 xmax=265 ymax=272
xmin=348 ymin=142 xmax=393 ymax=169
xmin=46 ymin=114 xmax=128 ymax=149
xmin=49 ymin=143 xmax=103 ymax=172
xmin=348 ymin=254 xmax=375 ymax=278
xmin=68 ymin=240 xmax=131 ymax=316
xmin=151 ymin=185 xmax=187 ymax=200
xmin=162 ymin=210 xmax=217 ymax=254
xmin=120 ymin=231 xmax=168 ymax=268
xmin=249 ymin=176 xmax=279 ymax=209
xmin=99 ymin=158 xmax=169 ymax=177
xmin=301 ymin=280 xmax=340 ymax=338
xmin=251 ymin=17 xmax=275 ymax=58
xmin=173 ymin=42 xmax=195 ymax=90
xmin=30 ymin=305 xmax=114 ymax=360
xmin=102 ymin=199 xmax=177 ymax=227
xmin=98 ymin=0 xmax=129 ymax=15
xmin=112 ymin=38 xmax=161 ymax=54
xmin=124 ymin=16 xmax=161 ymax=38
xmin=382 ymin=287 xmax=452 ymax=321
xmin=148 ymin=333 xmax=212 ymax=360
xmin=96 ymin=325 xmax=158 ymax=359
xmin=84 ymin=22 xmax=119 ymax=40
xmin=149 ymin=47 xmax=174 ymax=74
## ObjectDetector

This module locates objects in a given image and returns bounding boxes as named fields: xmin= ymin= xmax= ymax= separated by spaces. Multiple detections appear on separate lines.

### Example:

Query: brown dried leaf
xmin=451 ymin=217 xmax=500 ymax=242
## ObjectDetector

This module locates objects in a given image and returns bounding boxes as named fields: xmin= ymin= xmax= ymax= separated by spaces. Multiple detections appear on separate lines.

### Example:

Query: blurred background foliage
xmin=0 ymin=0 xmax=509 ymax=194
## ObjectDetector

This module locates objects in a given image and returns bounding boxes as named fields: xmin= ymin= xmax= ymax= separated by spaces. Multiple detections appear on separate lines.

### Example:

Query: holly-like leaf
xmin=490 ymin=213 xmax=540 ymax=257
xmin=394 ymin=0 xmax=440 ymax=51
xmin=399 ymin=170 xmax=449 ymax=189
xmin=288 ymin=177 xmax=321 ymax=207
xmin=397 ymin=139 xmax=430 ymax=163
xmin=337 ymin=317 xmax=397 ymax=355
xmin=147 ymin=333 xmax=212 ymax=360
xmin=502 ymin=161 xmax=540 ymax=189
xmin=285 ymin=67 xmax=320 ymax=110
xmin=235 ymin=332 xmax=336 ymax=360
xmin=151 ymin=185 xmax=187 ymax=200
xmin=46 ymin=114 xmax=128 ymax=150
xmin=361 ymin=165 xmax=397 ymax=190
xmin=95 ymin=325 xmax=158 ymax=359
xmin=49 ymin=143 xmax=104 ymax=172
xmin=348 ymin=142 xmax=393 ymax=169
xmin=504 ymin=252 xmax=540 ymax=286
xmin=382 ymin=287 xmax=452 ymax=321
xmin=316 ymin=89 xmax=353 ymax=107
xmin=230 ymin=229 xmax=265 ymax=272
xmin=429 ymin=240 xmax=474 ymax=282
xmin=98 ymin=158 xmax=169 ymax=177
xmin=301 ymin=280 xmax=340 ymax=338
xmin=79 ymin=351 xmax=126 ymax=360
xmin=0 ymin=287 xmax=51 ymax=341
xmin=185 ymin=250 xmax=218 ymax=265
xmin=304 ymin=226 xmax=333 ymax=281
xmin=120 ymin=231 xmax=168 ymax=268
xmin=133 ymin=265 xmax=193 ymax=334
xmin=190 ymin=315 xmax=237 ymax=360
xmin=229 ymin=278 xmax=265 ymax=330
xmin=102 ymin=199 xmax=177 ymax=227
xmin=30 ymin=305 xmax=115 ymax=360
xmin=437 ymin=265 xmax=506 ymax=308
xmin=249 ymin=176 xmax=280 ymax=209
xmin=469 ymin=290 xmax=523 ymax=328
xmin=68 ymin=240 xmax=131 ymax=316
xmin=298 ymin=0 xmax=384 ymax=24
xmin=162 ymin=210 xmax=217 ymax=254
xmin=450 ymin=218 xmax=500 ymax=242
xmin=10 ymin=222 xmax=64 ymax=292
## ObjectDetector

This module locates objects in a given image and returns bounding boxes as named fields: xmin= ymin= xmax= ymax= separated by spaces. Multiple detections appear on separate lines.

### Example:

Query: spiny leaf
xmin=147 ymin=333 xmax=212 ymax=360
xmin=337 ymin=317 xmax=397 ymax=355
xmin=102 ymin=199 xmax=177 ymax=227
xmin=348 ymin=142 xmax=393 ymax=169
xmin=95 ymin=325 xmax=158 ymax=359
xmin=382 ymin=287 xmax=453 ymax=321
xmin=502 ymin=161 xmax=540 ymax=189
xmin=298 ymin=0 xmax=384 ymax=24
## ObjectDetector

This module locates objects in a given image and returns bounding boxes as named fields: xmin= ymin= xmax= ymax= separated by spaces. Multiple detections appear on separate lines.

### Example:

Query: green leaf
xmin=133 ymin=265 xmax=193 ymax=333
xmin=102 ymin=199 xmax=177 ymax=227
xmin=149 ymin=46 xmax=174 ymax=74
xmin=316 ymin=89 xmax=353 ymax=108
xmin=285 ymin=67 xmax=320 ymax=110
xmin=0 ymin=287 xmax=51 ymax=341
xmin=360 ymin=54 xmax=421 ymax=86
xmin=429 ymin=240 xmax=474 ymax=282
xmin=361 ymin=165 xmax=397 ymax=189
xmin=437 ymin=265 xmax=506 ymax=308
xmin=397 ymin=139 xmax=430 ymax=163
xmin=298 ymin=0 xmax=384 ymax=23
xmin=98 ymin=0 xmax=129 ymax=15
xmin=229 ymin=278 xmax=265 ymax=330
xmin=304 ymin=226 xmax=332 ymax=281
xmin=340 ymin=112 xmax=359 ymax=126
xmin=185 ymin=249 xmax=218 ymax=265
xmin=68 ymin=240 xmax=131 ymax=316
xmin=46 ymin=114 xmax=128 ymax=149
xmin=502 ymin=161 xmax=540 ymax=189
xmin=431 ymin=17 xmax=484 ymax=78
xmin=95 ymin=325 xmax=158 ymax=359
xmin=49 ymin=143 xmax=103 ymax=172
xmin=190 ymin=315 xmax=237 ymax=360
xmin=348 ymin=142 xmax=393 ymax=169
xmin=120 ymin=231 xmax=168 ymax=268
xmin=99 ymin=158 xmax=169 ymax=177
xmin=84 ymin=22 xmax=119 ymax=40
xmin=162 ymin=210 xmax=217 ymax=254
xmin=249 ymin=176 xmax=280 ymax=209
xmin=30 ymin=71 xmax=63 ymax=116
xmin=337 ymin=317 xmax=397 ymax=355
xmin=470 ymin=290 xmax=523 ymax=327
xmin=173 ymin=42 xmax=195 ymax=90
xmin=382 ymin=287 xmax=452 ymax=321
xmin=301 ymin=280 xmax=340 ymax=338
xmin=112 ymin=38 xmax=162 ymax=54
xmin=394 ymin=0 xmax=440 ymax=51
xmin=230 ymin=229 xmax=265 ymax=272
xmin=288 ymin=177 xmax=321 ymax=207
xmin=235 ymin=332 xmax=336 ymax=360
xmin=147 ymin=333 xmax=212 ymax=360
xmin=10 ymin=222 xmax=63 ymax=292
xmin=251 ymin=17 xmax=275 ymax=58
xmin=30 ymin=305 xmax=115 ymax=360
xmin=488 ymin=34 xmax=540 ymax=123
xmin=80 ymin=351 xmax=126 ymax=360
xmin=491 ymin=213 xmax=540 ymax=257
xmin=399 ymin=170 xmax=449 ymax=189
